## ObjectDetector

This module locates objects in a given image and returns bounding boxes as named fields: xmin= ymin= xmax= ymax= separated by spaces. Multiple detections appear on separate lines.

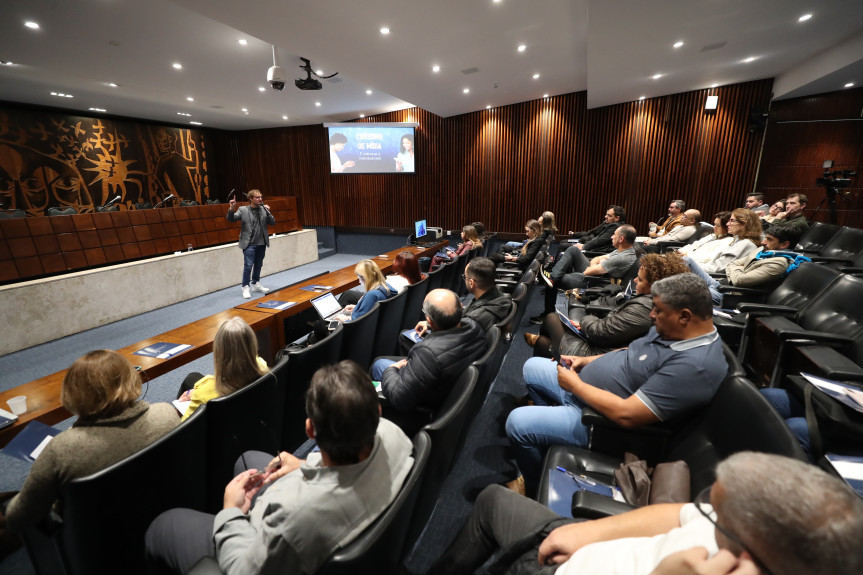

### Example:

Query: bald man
xmin=372 ymin=289 xmax=486 ymax=418
xmin=644 ymin=209 xmax=701 ymax=251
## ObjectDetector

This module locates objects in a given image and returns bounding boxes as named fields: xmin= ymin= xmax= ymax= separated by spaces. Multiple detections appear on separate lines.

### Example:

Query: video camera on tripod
xmin=813 ymin=160 xmax=857 ymax=224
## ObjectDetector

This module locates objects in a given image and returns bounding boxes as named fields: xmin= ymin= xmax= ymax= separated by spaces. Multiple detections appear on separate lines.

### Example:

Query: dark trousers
xmin=428 ymin=485 xmax=578 ymax=575
xmin=242 ymin=244 xmax=267 ymax=286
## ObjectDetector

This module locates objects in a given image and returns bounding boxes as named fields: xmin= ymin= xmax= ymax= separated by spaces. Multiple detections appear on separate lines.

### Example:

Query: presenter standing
xmin=227 ymin=189 xmax=275 ymax=299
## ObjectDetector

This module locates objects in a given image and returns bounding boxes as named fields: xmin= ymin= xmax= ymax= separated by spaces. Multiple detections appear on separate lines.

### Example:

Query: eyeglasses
xmin=693 ymin=487 xmax=772 ymax=575
xmin=727 ymin=218 xmax=741 ymax=224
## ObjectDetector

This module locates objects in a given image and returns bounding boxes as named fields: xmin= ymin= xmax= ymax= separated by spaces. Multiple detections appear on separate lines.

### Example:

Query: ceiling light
xmin=432 ymin=65 xmax=440 ymax=73
xmin=0 ymin=61 xmax=13 ymax=66
xmin=652 ymin=73 xmax=663 ymax=80
xmin=177 ymin=112 xmax=191 ymax=117
xmin=89 ymin=108 xmax=106 ymax=112
xmin=172 ymin=62 xmax=183 ymax=70
xmin=107 ymin=82 xmax=118 ymax=88
xmin=366 ymin=89 xmax=372 ymax=95
xmin=798 ymin=14 xmax=812 ymax=22
xmin=238 ymin=39 xmax=248 ymax=46
xmin=673 ymin=41 xmax=684 ymax=48
xmin=315 ymin=102 xmax=321 ymax=107
xmin=243 ymin=111 xmax=250 ymax=116
xmin=532 ymin=73 xmax=540 ymax=79
xmin=379 ymin=27 xmax=390 ymax=35
xmin=282 ymin=115 xmax=288 ymax=120
xmin=705 ymin=95 xmax=718 ymax=110
xmin=190 ymin=121 xmax=202 ymax=126
xmin=742 ymin=57 xmax=756 ymax=63
xmin=316 ymin=70 xmax=324 ymax=76
xmin=486 ymin=105 xmax=491 ymax=109
xmin=51 ymin=92 xmax=73 ymax=98
xmin=543 ymin=94 xmax=549 ymax=98
xmin=639 ymin=96 xmax=646 ymax=101
xmin=186 ymin=96 xmax=194 ymax=102
xmin=359 ymin=114 xmax=365 ymax=118
xmin=463 ymin=88 xmax=470 ymax=94
xmin=845 ymin=82 xmax=855 ymax=88
xmin=241 ymin=108 xmax=248 ymax=112
xmin=518 ymin=45 xmax=526 ymax=52
xmin=710 ymin=83 xmax=718 ymax=88
xmin=258 ymin=86 xmax=265 ymax=92
xmin=25 ymin=21 xmax=40 ymax=30
xmin=494 ymin=0 xmax=502 ymax=3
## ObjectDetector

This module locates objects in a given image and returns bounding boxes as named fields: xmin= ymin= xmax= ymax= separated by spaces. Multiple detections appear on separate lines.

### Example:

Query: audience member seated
xmin=765 ymin=193 xmax=808 ymax=235
xmin=490 ymin=219 xmax=545 ymax=268
xmin=567 ymin=205 xmax=625 ymax=253
xmin=535 ymin=225 xmax=638 ymax=322
xmin=507 ymin=274 xmax=726 ymax=493
xmin=526 ymin=253 xmax=690 ymax=358
xmin=643 ymin=209 xmax=701 ymax=251
xmin=176 ymin=317 xmax=269 ymax=421
xmin=431 ymin=225 xmax=483 ymax=269
xmin=4 ymin=350 xmax=179 ymax=533
xmin=685 ymin=223 xmax=807 ymax=306
xmin=373 ymin=289 xmax=486 ymax=426
xmin=309 ymin=259 xmax=396 ymax=344
xmin=386 ymin=250 xmax=424 ymax=293
xmin=400 ymin=257 xmax=510 ymax=354
xmin=427 ymin=452 xmax=863 ymax=575
xmin=745 ymin=192 xmax=770 ymax=215
xmin=760 ymin=198 xmax=785 ymax=224
xmin=677 ymin=209 xmax=761 ymax=273
xmin=145 ymin=360 xmax=414 ymax=575
xmin=648 ymin=199 xmax=685 ymax=238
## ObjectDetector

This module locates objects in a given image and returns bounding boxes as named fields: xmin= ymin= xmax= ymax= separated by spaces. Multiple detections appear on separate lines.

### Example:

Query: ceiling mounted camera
xmin=267 ymin=46 xmax=285 ymax=90
xmin=295 ymin=57 xmax=337 ymax=91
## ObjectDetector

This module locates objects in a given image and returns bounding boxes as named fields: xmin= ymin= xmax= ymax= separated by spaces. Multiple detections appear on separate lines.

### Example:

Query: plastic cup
xmin=649 ymin=223 xmax=657 ymax=233
xmin=7 ymin=395 xmax=27 ymax=415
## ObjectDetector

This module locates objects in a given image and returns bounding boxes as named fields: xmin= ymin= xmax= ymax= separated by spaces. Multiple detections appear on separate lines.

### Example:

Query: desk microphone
xmin=96 ymin=195 xmax=122 ymax=211
xmin=154 ymin=194 xmax=175 ymax=208
xmin=227 ymin=189 xmax=236 ymax=201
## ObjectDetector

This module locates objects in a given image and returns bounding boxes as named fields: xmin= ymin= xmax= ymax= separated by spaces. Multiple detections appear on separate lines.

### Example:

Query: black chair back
xmin=765 ymin=261 xmax=841 ymax=309
xmin=0 ymin=209 xmax=26 ymax=219
xmin=135 ymin=202 xmax=153 ymax=210
xmin=510 ymin=280 xmax=532 ymax=333
xmin=795 ymin=273 xmax=863 ymax=363
xmin=815 ymin=226 xmax=863 ymax=263
xmin=37 ymin=408 xmax=208 ymax=575
xmin=372 ymin=289 xmax=409 ymax=358
xmin=319 ymin=431 xmax=431 ymax=574
xmin=47 ymin=207 xmax=76 ymax=216
xmin=401 ymin=275 xmax=431 ymax=331
xmin=281 ymin=324 xmax=344 ymax=450
xmin=179 ymin=200 xmax=199 ymax=206
xmin=204 ymin=363 xmax=287 ymax=512
xmin=796 ymin=222 xmax=842 ymax=253
xmin=468 ymin=327 xmax=504 ymax=420
xmin=495 ymin=299 xmax=518 ymax=343
xmin=340 ymin=300 xmax=381 ymax=370
xmin=438 ymin=256 xmax=460 ymax=293
xmin=425 ymin=264 xmax=446 ymax=292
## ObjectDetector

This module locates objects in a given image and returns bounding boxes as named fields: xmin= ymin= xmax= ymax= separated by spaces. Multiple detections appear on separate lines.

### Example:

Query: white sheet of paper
xmin=30 ymin=435 xmax=54 ymax=460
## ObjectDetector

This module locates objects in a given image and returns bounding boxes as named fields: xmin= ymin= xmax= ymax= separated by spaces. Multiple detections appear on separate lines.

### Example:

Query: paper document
xmin=801 ymin=372 xmax=863 ymax=414
xmin=30 ymin=435 xmax=54 ymax=459
xmin=172 ymin=399 xmax=191 ymax=414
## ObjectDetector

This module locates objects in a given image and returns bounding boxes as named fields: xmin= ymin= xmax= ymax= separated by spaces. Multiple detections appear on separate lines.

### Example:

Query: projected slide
xmin=326 ymin=124 xmax=416 ymax=174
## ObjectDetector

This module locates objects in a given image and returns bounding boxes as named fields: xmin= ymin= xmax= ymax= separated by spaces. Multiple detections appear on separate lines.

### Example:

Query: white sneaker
xmin=242 ymin=285 xmax=251 ymax=299
xmin=251 ymin=281 xmax=269 ymax=293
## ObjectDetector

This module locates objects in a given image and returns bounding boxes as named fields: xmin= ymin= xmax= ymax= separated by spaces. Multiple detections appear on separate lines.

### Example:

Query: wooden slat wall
xmin=755 ymin=87 xmax=863 ymax=227
xmin=208 ymin=79 xmax=775 ymax=234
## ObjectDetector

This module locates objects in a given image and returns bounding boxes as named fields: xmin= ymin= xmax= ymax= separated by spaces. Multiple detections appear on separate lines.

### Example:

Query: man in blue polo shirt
xmin=506 ymin=273 xmax=727 ymax=493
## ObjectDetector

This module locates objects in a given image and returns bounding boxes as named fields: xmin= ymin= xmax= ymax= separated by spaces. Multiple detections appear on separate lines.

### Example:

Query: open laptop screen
xmin=310 ymin=292 xmax=342 ymax=320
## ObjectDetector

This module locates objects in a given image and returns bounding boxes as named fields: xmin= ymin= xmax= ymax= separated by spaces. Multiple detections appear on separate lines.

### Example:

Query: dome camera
xmin=267 ymin=65 xmax=285 ymax=90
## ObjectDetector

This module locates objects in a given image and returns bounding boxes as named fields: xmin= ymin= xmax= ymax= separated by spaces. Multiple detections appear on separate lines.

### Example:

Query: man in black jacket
xmin=373 ymin=289 xmax=487 ymax=419
xmin=568 ymin=205 xmax=625 ymax=253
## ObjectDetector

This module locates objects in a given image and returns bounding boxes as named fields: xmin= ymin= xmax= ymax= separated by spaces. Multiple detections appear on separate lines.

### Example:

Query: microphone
xmin=96 ymin=195 xmax=122 ymax=211
xmin=227 ymin=189 xmax=236 ymax=201
xmin=153 ymin=194 xmax=175 ymax=208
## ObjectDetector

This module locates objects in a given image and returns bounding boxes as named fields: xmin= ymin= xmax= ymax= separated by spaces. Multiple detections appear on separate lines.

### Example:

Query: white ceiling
xmin=0 ymin=0 xmax=861 ymax=131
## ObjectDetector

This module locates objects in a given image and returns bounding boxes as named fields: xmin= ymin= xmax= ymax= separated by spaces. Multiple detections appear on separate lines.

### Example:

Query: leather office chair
xmin=206 ymin=199 xmax=221 ymax=204
xmin=467 ymin=327 xmax=504 ymax=422
xmin=22 ymin=408 xmax=208 ymax=575
xmin=716 ymin=261 xmax=841 ymax=350
xmin=339 ymin=300 xmax=380 ymax=370
xmin=509 ymin=280 xmax=532 ymax=333
xmin=497 ymin=260 xmax=538 ymax=294
xmin=371 ymin=288 xmax=408 ymax=358
xmin=46 ymin=207 xmax=77 ymax=216
xmin=134 ymin=202 xmax=153 ymax=210
xmin=536 ymin=373 xmax=807 ymax=518
xmin=280 ymin=324 xmax=344 ymax=450
xmin=438 ymin=255 xmax=460 ymax=293
xmin=203 ymin=364 xmax=287 ymax=512
xmin=425 ymin=262 xmax=446 ymax=292
xmin=188 ymin=431 xmax=433 ymax=575
xmin=795 ymin=222 xmax=842 ymax=253
xmin=400 ymin=274 xmax=431 ymax=331
xmin=0 ymin=209 xmax=26 ymax=219
xmin=179 ymin=200 xmax=199 ymax=206
xmin=740 ymin=273 xmax=863 ymax=387
xmin=495 ymin=299 xmax=518 ymax=343
xmin=807 ymin=226 xmax=863 ymax=266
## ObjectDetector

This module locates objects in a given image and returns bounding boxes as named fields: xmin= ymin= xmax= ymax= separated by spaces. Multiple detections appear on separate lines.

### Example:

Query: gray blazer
xmin=227 ymin=205 xmax=275 ymax=249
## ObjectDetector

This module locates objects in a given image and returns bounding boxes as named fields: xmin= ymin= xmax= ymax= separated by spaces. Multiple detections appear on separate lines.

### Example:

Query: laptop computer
xmin=310 ymin=292 xmax=347 ymax=329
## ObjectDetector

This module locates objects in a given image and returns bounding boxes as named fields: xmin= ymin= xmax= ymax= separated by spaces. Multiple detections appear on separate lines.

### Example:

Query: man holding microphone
xmin=227 ymin=189 xmax=275 ymax=299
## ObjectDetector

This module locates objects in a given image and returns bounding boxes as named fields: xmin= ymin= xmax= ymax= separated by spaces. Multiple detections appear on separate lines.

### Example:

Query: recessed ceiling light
xmin=316 ymin=70 xmax=324 ymax=76
xmin=366 ymin=89 xmax=372 ymax=95
xmin=107 ymin=82 xmax=119 ymax=88
xmin=639 ymin=96 xmax=646 ymax=101
xmin=532 ymin=73 xmax=540 ymax=79
xmin=798 ymin=14 xmax=812 ymax=22
xmin=282 ymin=115 xmax=289 ymax=120
xmin=0 ymin=61 xmax=14 ymax=66
xmin=190 ymin=121 xmax=202 ymax=126
xmin=380 ymin=27 xmax=390 ymax=35
xmin=186 ymin=96 xmax=194 ymax=102
xmin=50 ymin=92 xmax=73 ymax=98
xmin=710 ymin=83 xmax=718 ymax=88
xmin=543 ymin=94 xmax=549 ymax=98
xmin=673 ymin=41 xmax=684 ymax=48
xmin=742 ymin=57 xmax=756 ymax=63
xmin=243 ymin=111 xmax=250 ymax=116
xmin=25 ymin=21 xmax=40 ymax=30
xmin=89 ymin=108 xmax=106 ymax=113
xmin=172 ymin=62 xmax=183 ymax=70
xmin=359 ymin=114 xmax=365 ymax=118
xmin=238 ymin=39 xmax=248 ymax=46
xmin=463 ymin=88 xmax=470 ymax=94
xmin=518 ymin=45 xmax=526 ymax=52
xmin=315 ymin=102 xmax=321 ymax=107
xmin=845 ymin=82 xmax=855 ymax=88
xmin=177 ymin=112 xmax=191 ymax=117
xmin=652 ymin=73 xmax=663 ymax=80
xmin=241 ymin=108 xmax=248 ymax=112
xmin=486 ymin=105 xmax=491 ymax=109
xmin=432 ymin=65 xmax=440 ymax=73
xmin=258 ymin=86 xmax=265 ymax=92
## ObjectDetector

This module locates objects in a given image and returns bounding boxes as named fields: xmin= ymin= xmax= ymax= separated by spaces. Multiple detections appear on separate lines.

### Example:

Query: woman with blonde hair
xmin=539 ymin=211 xmax=557 ymax=238
xmin=343 ymin=259 xmax=397 ymax=320
xmin=5 ymin=350 xmax=178 ymax=532
xmin=178 ymin=316 xmax=269 ymax=421
xmin=431 ymin=224 xmax=483 ymax=269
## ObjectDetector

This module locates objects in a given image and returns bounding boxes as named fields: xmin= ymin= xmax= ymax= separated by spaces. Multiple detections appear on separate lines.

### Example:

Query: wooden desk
xmin=233 ymin=243 xmax=446 ymax=349
xmin=0 ymin=308 xmax=275 ymax=446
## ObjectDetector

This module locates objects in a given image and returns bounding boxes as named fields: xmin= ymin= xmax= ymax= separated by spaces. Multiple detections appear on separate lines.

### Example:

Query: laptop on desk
xmin=310 ymin=292 xmax=347 ymax=330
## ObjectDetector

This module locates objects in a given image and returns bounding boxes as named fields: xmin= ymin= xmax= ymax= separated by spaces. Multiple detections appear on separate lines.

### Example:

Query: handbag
xmin=613 ymin=453 xmax=690 ymax=507
xmin=786 ymin=377 xmax=863 ymax=460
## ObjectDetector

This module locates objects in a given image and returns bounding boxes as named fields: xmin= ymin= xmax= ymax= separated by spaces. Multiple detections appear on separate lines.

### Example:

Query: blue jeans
xmin=505 ymin=357 xmax=590 ymax=490
xmin=683 ymin=257 xmax=723 ymax=306
xmin=371 ymin=358 xmax=399 ymax=381
xmin=504 ymin=241 xmax=525 ymax=249
xmin=760 ymin=388 xmax=813 ymax=459
xmin=242 ymin=244 xmax=267 ymax=286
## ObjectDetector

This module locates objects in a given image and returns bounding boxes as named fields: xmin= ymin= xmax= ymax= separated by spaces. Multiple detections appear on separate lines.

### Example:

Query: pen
xmin=556 ymin=466 xmax=598 ymax=485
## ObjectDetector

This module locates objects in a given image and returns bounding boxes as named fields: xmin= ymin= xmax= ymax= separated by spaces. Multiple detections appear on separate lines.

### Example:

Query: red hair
xmin=393 ymin=251 xmax=422 ymax=284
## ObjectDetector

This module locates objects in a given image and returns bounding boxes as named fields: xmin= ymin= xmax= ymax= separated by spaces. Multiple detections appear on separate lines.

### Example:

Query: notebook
xmin=310 ymin=292 xmax=347 ymax=329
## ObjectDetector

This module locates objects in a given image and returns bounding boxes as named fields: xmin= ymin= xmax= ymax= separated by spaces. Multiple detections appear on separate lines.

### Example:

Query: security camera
xmin=267 ymin=65 xmax=285 ymax=91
